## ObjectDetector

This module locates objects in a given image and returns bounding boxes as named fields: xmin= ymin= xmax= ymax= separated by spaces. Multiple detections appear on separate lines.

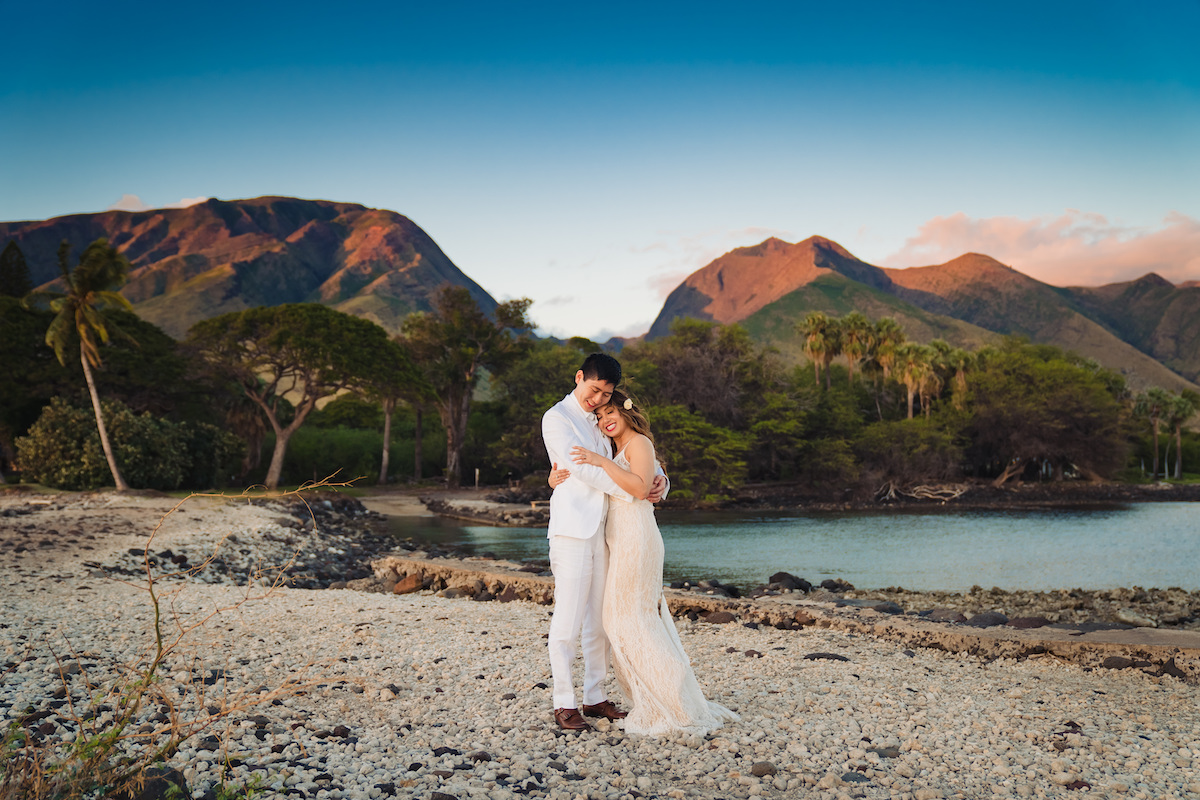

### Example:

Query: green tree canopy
xmin=188 ymin=303 xmax=394 ymax=488
xmin=966 ymin=346 xmax=1128 ymax=484
xmin=401 ymin=286 xmax=532 ymax=487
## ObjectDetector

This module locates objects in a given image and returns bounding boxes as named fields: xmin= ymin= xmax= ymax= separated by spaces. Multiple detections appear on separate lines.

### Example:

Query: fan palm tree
xmin=1134 ymin=387 xmax=1172 ymax=479
xmin=895 ymin=342 xmax=934 ymax=420
xmin=840 ymin=311 xmax=873 ymax=383
xmin=27 ymin=239 xmax=135 ymax=491
xmin=1165 ymin=390 xmax=1199 ymax=479
xmin=796 ymin=312 xmax=832 ymax=387
xmin=871 ymin=317 xmax=906 ymax=381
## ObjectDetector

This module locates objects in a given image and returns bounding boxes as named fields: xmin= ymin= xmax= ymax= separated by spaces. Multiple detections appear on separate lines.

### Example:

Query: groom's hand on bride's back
xmin=647 ymin=474 xmax=667 ymax=503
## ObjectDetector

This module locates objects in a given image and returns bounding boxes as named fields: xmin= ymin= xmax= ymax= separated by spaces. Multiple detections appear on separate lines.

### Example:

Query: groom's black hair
xmin=580 ymin=352 xmax=622 ymax=386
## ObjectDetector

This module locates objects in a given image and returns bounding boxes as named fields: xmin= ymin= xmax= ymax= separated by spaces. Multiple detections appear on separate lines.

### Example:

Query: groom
xmin=541 ymin=353 xmax=667 ymax=731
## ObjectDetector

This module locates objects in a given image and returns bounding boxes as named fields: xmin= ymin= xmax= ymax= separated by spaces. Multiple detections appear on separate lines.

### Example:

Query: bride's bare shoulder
xmin=630 ymin=434 xmax=655 ymax=456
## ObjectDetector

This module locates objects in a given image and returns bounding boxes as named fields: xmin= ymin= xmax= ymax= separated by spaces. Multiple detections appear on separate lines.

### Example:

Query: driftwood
xmin=877 ymin=482 xmax=969 ymax=503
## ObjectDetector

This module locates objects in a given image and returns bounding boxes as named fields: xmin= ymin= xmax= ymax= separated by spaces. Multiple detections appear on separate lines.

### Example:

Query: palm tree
xmin=796 ymin=312 xmax=833 ymax=387
xmin=1165 ymin=391 xmax=1199 ymax=479
xmin=871 ymin=317 xmax=906 ymax=381
xmin=1134 ymin=387 xmax=1172 ymax=479
xmin=840 ymin=311 xmax=873 ymax=383
xmin=28 ymin=239 xmax=135 ymax=490
xmin=895 ymin=342 xmax=934 ymax=420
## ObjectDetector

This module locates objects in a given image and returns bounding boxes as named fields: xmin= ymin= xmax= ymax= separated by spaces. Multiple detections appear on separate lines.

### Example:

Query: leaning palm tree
xmin=27 ymin=239 xmax=136 ymax=491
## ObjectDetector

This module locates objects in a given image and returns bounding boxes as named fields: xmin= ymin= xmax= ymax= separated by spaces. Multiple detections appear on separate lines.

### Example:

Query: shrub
xmin=14 ymin=398 xmax=239 ymax=491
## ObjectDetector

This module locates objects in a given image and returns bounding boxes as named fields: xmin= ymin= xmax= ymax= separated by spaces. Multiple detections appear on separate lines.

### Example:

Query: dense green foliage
xmin=4 ymin=280 xmax=1197 ymax=495
xmin=188 ymin=303 xmax=397 ymax=488
xmin=0 ymin=240 xmax=33 ymax=298
xmin=14 ymin=398 xmax=242 ymax=490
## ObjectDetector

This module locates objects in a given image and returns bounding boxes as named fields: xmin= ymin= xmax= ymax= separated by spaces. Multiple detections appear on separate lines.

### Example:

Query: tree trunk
xmin=259 ymin=397 xmax=315 ymax=490
xmin=906 ymin=385 xmax=915 ymax=420
xmin=413 ymin=406 xmax=423 ymax=481
xmin=1151 ymin=418 xmax=1160 ymax=479
xmin=264 ymin=430 xmax=291 ymax=489
xmin=378 ymin=398 xmax=394 ymax=485
xmin=991 ymin=457 xmax=1024 ymax=488
xmin=81 ymin=347 xmax=130 ymax=491
xmin=1175 ymin=424 xmax=1184 ymax=480
xmin=442 ymin=391 xmax=471 ymax=488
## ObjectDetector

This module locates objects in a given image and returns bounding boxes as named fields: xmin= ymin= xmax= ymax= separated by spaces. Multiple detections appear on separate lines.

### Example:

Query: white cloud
xmin=167 ymin=196 xmax=209 ymax=208
xmin=107 ymin=194 xmax=151 ymax=212
xmin=882 ymin=210 xmax=1200 ymax=287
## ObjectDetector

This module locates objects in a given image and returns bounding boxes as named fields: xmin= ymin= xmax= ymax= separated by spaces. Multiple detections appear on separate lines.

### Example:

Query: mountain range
xmin=0 ymin=196 xmax=496 ymax=337
xmin=650 ymin=236 xmax=1200 ymax=393
xmin=3 ymin=198 xmax=1197 ymax=393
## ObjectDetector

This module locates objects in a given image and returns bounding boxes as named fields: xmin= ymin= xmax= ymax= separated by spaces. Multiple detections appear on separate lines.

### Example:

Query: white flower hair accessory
xmin=623 ymin=398 xmax=633 ymax=410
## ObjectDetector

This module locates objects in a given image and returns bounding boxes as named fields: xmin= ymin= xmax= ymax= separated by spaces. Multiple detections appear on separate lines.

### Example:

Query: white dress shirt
xmin=542 ymin=391 xmax=668 ymax=540
xmin=543 ymin=392 xmax=631 ymax=540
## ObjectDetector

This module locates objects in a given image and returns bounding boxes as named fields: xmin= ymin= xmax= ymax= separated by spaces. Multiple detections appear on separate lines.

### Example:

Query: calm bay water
xmin=381 ymin=502 xmax=1200 ymax=592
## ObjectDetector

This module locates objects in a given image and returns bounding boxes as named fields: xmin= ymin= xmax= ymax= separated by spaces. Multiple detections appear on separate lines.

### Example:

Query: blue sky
xmin=3 ymin=1 xmax=1198 ymax=339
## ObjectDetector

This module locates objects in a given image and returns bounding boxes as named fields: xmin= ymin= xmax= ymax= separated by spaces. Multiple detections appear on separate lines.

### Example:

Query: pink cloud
xmin=105 ymin=194 xmax=209 ymax=212
xmin=882 ymin=211 xmax=1200 ymax=287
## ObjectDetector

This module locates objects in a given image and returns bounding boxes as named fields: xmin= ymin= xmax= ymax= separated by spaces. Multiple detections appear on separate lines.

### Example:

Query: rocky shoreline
xmin=3 ymin=490 xmax=1200 ymax=800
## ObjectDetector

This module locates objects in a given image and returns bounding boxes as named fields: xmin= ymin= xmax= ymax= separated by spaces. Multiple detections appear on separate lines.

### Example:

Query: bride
xmin=549 ymin=390 xmax=738 ymax=736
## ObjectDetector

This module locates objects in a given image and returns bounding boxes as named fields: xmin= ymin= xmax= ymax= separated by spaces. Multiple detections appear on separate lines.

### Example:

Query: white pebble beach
xmin=2 ymin=492 xmax=1198 ymax=800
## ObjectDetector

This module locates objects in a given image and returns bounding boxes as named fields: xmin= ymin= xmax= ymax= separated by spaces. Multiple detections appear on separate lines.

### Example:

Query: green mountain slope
xmin=740 ymin=274 xmax=999 ymax=362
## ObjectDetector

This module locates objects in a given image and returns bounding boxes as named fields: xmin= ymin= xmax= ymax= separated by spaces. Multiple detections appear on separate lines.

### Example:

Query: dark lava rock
xmin=820 ymin=578 xmax=855 ymax=592
xmin=841 ymin=771 xmax=871 ymax=783
xmin=744 ymin=650 xmax=763 ymax=658
xmin=547 ymin=761 xmax=568 ymax=771
xmin=870 ymin=601 xmax=903 ymax=614
xmin=704 ymin=611 xmax=736 ymax=624
xmin=769 ymin=572 xmax=812 ymax=592
xmin=803 ymin=652 xmax=850 ymax=662
xmin=1159 ymin=657 xmax=1187 ymax=680
xmin=750 ymin=761 xmax=777 ymax=777
xmin=471 ymin=750 xmax=492 ymax=762
xmin=502 ymin=692 xmax=518 ymax=700
xmin=1007 ymin=616 xmax=1052 ymax=629
xmin=432 ymin=746 xmax=461 ymax=757
xmin=497 ymin=586 xmax=521 ymax=603
xmin=332 ymin=725 xmax=351 ymax=737
xmin=1101 ymin=656 xmax=1135 ymax=670
xmin=430 ymin=793 xmax=459 ymax=800
xmin=868 ymin=746 xmax=901 ymax=758
xmin=923 ymin=607 xmax=968 ymax=623
xmin=964 ymin=612 xmax=1009 ymax=628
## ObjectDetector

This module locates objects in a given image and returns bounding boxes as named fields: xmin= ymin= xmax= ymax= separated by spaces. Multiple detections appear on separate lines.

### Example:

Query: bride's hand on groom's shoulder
xmin=569 ymin=445 xmax=603 ymax=466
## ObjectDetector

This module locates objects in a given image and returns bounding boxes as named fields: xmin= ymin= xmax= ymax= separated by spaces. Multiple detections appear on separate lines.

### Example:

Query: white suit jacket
xmin=542 ymin=392 xmax=665 ymax=540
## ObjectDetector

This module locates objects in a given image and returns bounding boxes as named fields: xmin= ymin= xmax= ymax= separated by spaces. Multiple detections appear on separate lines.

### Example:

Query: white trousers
xmin=548 ymin=533 xmax=609 ymax=709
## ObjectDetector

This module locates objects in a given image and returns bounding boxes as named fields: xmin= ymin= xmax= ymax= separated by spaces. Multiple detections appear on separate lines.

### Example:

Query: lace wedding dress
xmin=602 ymin=447 xmax=739 ymax=736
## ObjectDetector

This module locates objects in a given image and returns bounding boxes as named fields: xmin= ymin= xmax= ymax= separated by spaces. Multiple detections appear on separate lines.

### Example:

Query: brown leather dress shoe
xmin=554 ymin=707 xmax=592 ymax=731
xmin=582 ymin=700 xmax=628 ymax=720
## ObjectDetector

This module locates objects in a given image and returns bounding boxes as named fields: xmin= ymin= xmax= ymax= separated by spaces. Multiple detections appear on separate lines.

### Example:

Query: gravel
xmin=2 ymin=493 xmax=1199 ymax=800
